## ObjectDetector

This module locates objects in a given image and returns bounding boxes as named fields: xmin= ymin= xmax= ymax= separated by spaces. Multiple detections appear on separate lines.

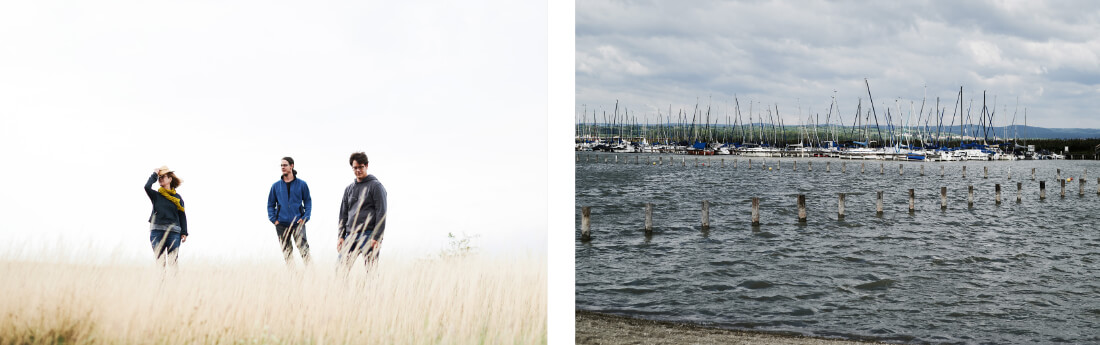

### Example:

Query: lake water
xmin=575 ymin=153 xmax=1100 ymax=344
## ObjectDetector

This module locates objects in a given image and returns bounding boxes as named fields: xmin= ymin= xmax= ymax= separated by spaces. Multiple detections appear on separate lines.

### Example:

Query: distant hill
xmin=993 ymin=125 xmax=1100 ymax=139
xmin=849 ymin=124 xmax=1100 ymax=139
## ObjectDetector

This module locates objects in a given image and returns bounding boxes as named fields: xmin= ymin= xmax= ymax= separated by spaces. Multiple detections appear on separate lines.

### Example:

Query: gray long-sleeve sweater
xmin=338 ymin=174 xmax=387 ymax=239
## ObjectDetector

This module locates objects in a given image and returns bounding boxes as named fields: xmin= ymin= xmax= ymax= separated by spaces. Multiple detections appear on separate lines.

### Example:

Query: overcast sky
xmin=0 ymin=0 xmax=547 ymax=263
xmin=577 ymin=0 xmax=1100 ymax=129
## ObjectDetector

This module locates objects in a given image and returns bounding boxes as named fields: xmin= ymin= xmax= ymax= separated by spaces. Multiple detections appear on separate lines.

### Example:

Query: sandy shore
xmin=576 ymin=311 xmax=889 ymax=345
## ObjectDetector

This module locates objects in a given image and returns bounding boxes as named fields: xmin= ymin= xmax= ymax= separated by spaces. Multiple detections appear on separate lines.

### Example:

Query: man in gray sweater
xmin=338 ymin=151 xmax=388 ymax=271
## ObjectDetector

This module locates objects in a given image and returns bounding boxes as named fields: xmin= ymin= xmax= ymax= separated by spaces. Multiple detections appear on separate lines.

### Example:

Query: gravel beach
xmin=576 ymin=311 xmax=889 ymax=345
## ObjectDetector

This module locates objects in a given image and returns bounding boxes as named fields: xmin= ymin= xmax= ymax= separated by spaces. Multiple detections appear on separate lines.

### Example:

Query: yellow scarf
xmin=158 ymin=187 xmax=185 ymax=212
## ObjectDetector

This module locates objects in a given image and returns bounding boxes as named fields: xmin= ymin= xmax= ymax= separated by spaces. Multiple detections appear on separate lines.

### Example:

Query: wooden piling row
xmin=580 ymin=178 xmax=1096 ymax=240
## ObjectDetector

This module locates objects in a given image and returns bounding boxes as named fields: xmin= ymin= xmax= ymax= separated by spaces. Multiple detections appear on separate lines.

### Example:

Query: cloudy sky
xmin=577 ymin=0 xmax=1100 ymax=130
xmin=0 ymin=0 xmax=547 ymax=263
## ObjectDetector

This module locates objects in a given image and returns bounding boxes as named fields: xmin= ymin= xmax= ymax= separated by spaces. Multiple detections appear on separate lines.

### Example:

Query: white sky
xmin=577 ymin=0 xmax=1100 ymax=129
xmin=0 ymin=1 xmax=548 ymax=262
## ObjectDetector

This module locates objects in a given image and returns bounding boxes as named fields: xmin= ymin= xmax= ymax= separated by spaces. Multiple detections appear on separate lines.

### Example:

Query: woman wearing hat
xmin=144 ymin=166 xmax=188 ymax=268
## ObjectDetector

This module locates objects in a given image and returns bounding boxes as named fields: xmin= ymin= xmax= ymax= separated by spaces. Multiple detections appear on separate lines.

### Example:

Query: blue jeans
xmin=150 ymin=230 xmax=181 ymax=267
xmin=339 ymin=231 xmax=379 ymax=270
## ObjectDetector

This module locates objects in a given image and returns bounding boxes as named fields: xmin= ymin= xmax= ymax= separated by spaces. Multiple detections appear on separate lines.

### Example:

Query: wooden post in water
xmin=748 ymin=159 xmax=752 ymax=169
xmin=721 ymin=158 xmax=724 ymax=168
xmin=615 ymin=155 xmax=618 ymax=163
xmin=1057 ymin=168 xmax=1061 ymax=180
xmin=576 ymin=155 xmax=579 ymax=163
xmin=682 ymin=157 xmax=686 ymax=167
xmin=968 ymin=185 xmax=974 ymax=208
xmin=733 ymin=159 xmax=737 ymax=168
xmin=920 ymin=165 xmax=925 ymax=176
xmin=861 ymin=162 xmax=865 ymax=174
xmin=838 ymin=193 xmax=845 ymax=220
xmin=1060 ymin=179 xmax=1066 ymax=198
xmin=751 ymin=197 xmax=760 ymax=226
xmin=876 ymin=191 xmax=884 ymax=215
xmin=880 ymin=162 xmax=884 ymax=174
xmin=908 ymin=189 xmax=915 ymax=213
xmin=842 ymin=162 xmax=846 ymax=173
xmin=962 ymin=166 xmax=967 ymax=178
xmin=940 ymin=187 xmax=947 ymax=210
xmin=1017 ymin=182 xmax=1022 ymax=203
xmin=797 ymin=194 xmax=807 ymax=223
xmin=1040 ymin=181 xmax=1047 ymax=200
xmin=636 ymin=156 xmax=639 ymax=165
xmin=827 ymin=162 xmax=831 ymax=172
xmin=995 ymin=184 xmax=1002 ymax=205
xmin=1008 ymin=168 xmax=1012 ymax=180
xmin=984 ymin=166 xmax=988 ymax=179
xmin=695 ymin=157 xmax=699 ymax=167
xmin=1031 ymin=168 xmax=1035 ymax=180
xmin=581 ymin=207 xmax=591 ymax=241
xmin=941 ymin=165 xmax=945 ymax=177
xmin=899 ymin=164 xmax=903 ymax=175
xmin=809 ymin=161 xmax=813 ymax=172
xmin=644 ymin=203 xmax=653 ymax=235
xmin=793 ymin=161 xmax=797 ymax=171
xmin=701 ymin=200 xmax=710 ymax=229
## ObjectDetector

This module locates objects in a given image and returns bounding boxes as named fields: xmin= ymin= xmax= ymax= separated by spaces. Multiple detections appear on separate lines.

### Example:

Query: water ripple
xmin=577 ymin=155 xmax=1100 ymax=344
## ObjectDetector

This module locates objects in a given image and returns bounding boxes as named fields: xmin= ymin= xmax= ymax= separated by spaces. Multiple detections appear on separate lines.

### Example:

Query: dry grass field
xmin=0 ymin=253 xmax=546 ymax=344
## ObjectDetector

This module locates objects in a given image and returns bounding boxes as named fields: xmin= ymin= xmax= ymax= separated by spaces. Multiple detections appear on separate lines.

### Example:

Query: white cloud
xmin=577 ymin=45 xmax=651 ymax=77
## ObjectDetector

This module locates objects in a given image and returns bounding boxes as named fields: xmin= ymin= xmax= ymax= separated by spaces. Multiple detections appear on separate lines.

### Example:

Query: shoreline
xmin=576 ymin=310 xmax=891 ymax=345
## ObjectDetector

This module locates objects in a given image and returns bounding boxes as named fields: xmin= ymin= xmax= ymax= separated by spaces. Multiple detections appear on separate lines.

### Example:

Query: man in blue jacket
xmin=267 ymin=156 xmax=312 ymax=265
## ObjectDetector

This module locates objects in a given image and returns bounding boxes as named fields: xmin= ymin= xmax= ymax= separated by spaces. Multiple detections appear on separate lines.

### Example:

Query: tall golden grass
xmin=0 ymin=254 xmax=546 ymax=344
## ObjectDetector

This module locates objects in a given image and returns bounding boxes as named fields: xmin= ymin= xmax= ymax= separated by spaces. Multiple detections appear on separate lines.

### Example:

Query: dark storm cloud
xmin=577 ymin=0 xmax=1100 ymax=128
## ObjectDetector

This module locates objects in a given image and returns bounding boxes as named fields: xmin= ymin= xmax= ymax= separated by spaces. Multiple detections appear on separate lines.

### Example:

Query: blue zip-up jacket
xmin=267 ymin=176 xmax=312 ymax=224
